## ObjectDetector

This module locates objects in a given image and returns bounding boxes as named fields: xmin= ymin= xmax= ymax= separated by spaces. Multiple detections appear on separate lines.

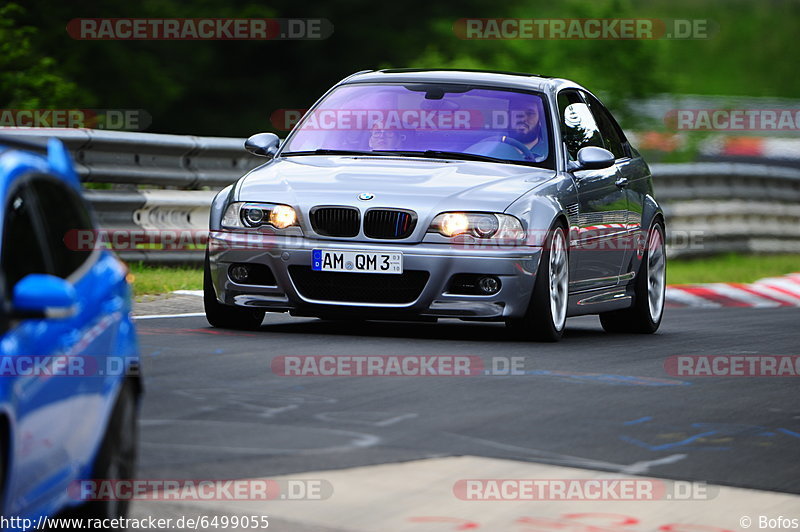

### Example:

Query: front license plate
xmin=312 ymin=249 xmax=403 ymax=274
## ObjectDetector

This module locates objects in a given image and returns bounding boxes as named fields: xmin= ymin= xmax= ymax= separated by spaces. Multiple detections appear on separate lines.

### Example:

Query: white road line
xmin=447 ymin=432 xmax=685 ymax=474
xmin=374 ymin=413 xmax=419 ymax=427
xmin=619 ymin=453 xmax=689 ymax=475
xmin=140 ymin=419 xmax=381 ymax=455
xmin=315 ymin=412 xmax=419 ymax=427
xmin=173 ymin=289 xmax=204 ymax=297
xmin=134 ymin=312 xmax=206 ymax=320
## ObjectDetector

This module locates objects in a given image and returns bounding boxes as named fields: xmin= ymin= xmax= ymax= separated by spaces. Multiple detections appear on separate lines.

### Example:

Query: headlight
xmin=439 ymin=213 xmax=470 ymax=237
xmin=221 ymin=202 xmax=299 ymax=230
xmin=269 ymin=204 xmax=297 ymax=229
xmin=428 ymin=212 xmax=524 ymax=241
xmin=242 ymin=206 xmax=265 ymax=226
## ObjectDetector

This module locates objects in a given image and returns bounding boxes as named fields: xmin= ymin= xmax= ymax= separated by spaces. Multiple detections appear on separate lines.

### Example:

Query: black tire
xmin=77 ymin=380 xmax=138 ymax=525
xmin=600 ymin=220 xmax=666 ymax=334
xmin=204 ymin=252 xmax=265 ymax=330
xmin=0 ymin=423 xmax=7 ymax=519
xmin=507 ymin=223 xmax=569 ymax=342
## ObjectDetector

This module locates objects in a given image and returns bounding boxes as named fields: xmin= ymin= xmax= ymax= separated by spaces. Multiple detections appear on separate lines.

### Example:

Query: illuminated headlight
xmin=269 ymin=204 xmax=297 ymax=229
xmin=428 ymin=212 xmax=524 ymax=241
xmin=221 ymin=202 xmax=299 ymax=230
xmin=439 ymin=213 xmax=470 ymax=237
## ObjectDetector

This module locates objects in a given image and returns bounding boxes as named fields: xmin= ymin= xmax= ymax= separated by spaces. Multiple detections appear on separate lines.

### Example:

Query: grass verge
xmin=129 ymin=263 xmax=202 ymax=298
xmin=666 ymin=254 xmax=800 ymax=285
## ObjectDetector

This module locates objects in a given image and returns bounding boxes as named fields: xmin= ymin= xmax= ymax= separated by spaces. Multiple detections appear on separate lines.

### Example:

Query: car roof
xmin=339 ymin=68 xmax=585 ymax=95
xmin=0 ymin=135 xmax=80 ymax=191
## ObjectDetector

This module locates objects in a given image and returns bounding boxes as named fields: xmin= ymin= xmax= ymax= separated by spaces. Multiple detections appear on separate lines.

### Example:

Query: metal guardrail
xmin=3 ymin=129 xmax=799 ymax=263
xmin=3 ymin=128 xmax=262 ymax=187
xmin=649 ymin=163 xmax=800 ymax=257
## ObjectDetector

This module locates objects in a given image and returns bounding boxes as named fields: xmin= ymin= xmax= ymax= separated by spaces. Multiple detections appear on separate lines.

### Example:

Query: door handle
xmin=615 ymin=177 xmax=629 ymax=188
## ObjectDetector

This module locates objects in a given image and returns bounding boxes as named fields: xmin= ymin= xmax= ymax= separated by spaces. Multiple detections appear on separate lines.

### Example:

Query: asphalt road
xmin=133 ymin=307 xmax=800 ymax=497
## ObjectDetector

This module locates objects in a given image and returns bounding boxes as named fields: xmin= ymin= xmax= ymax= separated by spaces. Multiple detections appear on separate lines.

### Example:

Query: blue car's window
xmin=283 ymin=83 xmax=553 ymax=168
xmin=1 ymin=184 xmax=48 ymax=292
xmin=31 ymin=178 xmax=94 ymax=278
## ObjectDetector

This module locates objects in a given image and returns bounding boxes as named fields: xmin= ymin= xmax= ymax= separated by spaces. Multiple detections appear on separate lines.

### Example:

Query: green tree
xmin=0 ymin=3 xmax=87 ymax=109
xmin=408 ymin=0 xmax=669 ymax=128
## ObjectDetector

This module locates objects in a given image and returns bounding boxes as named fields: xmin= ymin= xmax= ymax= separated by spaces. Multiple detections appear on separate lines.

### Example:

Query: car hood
xmin=236 ymin=155 xmax=555 ymax=236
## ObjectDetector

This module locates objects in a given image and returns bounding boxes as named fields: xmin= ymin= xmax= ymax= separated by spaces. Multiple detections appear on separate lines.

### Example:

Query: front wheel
xmin=507 ymin=223 xmax=569 ymax=342
xmin=600 ymin=220 xmax=666 ymax=334
xmin=204 ymin=252 xmax=265 ymax=330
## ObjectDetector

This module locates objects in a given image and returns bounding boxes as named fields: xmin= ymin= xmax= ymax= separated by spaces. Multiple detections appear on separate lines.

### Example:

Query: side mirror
xmin=12 ymin=274 xmax=78 ymax=320
xmin=244 ymin=133 xmax=281 ymax=158
xmin=576 ymin=146 xmax=615 ymax=170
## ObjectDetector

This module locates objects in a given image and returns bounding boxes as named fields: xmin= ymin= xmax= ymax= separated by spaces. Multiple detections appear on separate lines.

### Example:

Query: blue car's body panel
xmin=0 ymin=139 xmax=139 ymax=529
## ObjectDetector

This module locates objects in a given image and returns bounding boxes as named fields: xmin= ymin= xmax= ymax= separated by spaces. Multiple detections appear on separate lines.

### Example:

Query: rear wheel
xmin=600 ymin=220 xmax=666 ymax=334
xmin=507 ymin=223 xmax=569 ymax=342
xmin=204 ymin=252 xmax=265 ymax=330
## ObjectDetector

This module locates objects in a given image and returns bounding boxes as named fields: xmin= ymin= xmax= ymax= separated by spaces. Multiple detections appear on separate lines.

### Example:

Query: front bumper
xmin=208 ymin=231 xmax=542 ymax=320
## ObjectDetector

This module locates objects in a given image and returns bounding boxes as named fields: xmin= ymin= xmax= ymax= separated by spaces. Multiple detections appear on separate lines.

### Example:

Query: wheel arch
xmin=209 ymin=184 xmax=235 ymax=231
xmin=641 ymin=193 xmax=665 ymax=233
xmin=624 ymin=195 xmax=665 ymax=281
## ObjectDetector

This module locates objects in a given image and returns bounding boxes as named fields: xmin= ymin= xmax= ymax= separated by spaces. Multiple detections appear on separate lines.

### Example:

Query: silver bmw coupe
xmin=204 ymin=69 xmax=666 ymax=341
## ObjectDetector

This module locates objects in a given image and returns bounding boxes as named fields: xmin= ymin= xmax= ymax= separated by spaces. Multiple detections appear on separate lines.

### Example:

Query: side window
xmin=1 ymin=184 xmax=49 ymax=293
xmin=30 ymin=178 xmax=94 ymax=279
xmin=583 ymin=93 xmax=627 ymax=159
xmin=557 ymin=90 xmax=604 ymax=161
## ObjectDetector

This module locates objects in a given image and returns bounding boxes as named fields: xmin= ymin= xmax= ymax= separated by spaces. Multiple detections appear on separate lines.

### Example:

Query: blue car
xmin=0 ymin=137 xmax=140 ymax=529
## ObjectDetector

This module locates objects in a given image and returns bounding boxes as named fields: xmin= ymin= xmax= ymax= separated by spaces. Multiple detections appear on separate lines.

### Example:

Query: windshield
xmin=281 ymin=83 xmax=553 ymax=168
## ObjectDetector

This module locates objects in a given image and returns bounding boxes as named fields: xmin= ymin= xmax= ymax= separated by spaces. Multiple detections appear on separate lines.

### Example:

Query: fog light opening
xmin=229 ymin=264 xmax=251 ymax=283
xmin=478 ymin=276 xmax=501 ymax=295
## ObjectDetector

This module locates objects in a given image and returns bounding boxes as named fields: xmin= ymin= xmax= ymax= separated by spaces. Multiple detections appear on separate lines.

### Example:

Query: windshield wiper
xmin=281 ymin=149 xmax=393 ymax=157
xmin=381 ymin=150 xmax=510 ymax=164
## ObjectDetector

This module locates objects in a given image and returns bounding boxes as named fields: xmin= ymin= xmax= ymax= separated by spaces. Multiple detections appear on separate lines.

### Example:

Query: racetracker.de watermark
xmin=69 ymin=479 xmax=333 ymax=501
xmin=0 ymin=355 xmax=139 ymax=377
xmin=271 ymin=355 xmax=528 ymax=377
xmin=271 ymin=108 xmax=528 ymax=132
xmin=453 ymin=18 xmax=715 ymax=40
xmin=67 ymin=18 xmax=333 ymax=40
xmin=664 ymin=355 xmax=800 ymax=377
xmin=453 ymin=478 xmax=717 ymax=500
xmin=0 ymin=109 xmax=150 ymax=130
xmin=666 ymin=109 xmax=800 ymax=131
xmin=58 ymin=228 xmax=708 ymax=254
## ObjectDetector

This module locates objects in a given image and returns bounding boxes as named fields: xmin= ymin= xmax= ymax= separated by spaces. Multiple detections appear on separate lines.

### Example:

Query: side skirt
xmin=567 ymin=284 xmax=633 ymax=316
